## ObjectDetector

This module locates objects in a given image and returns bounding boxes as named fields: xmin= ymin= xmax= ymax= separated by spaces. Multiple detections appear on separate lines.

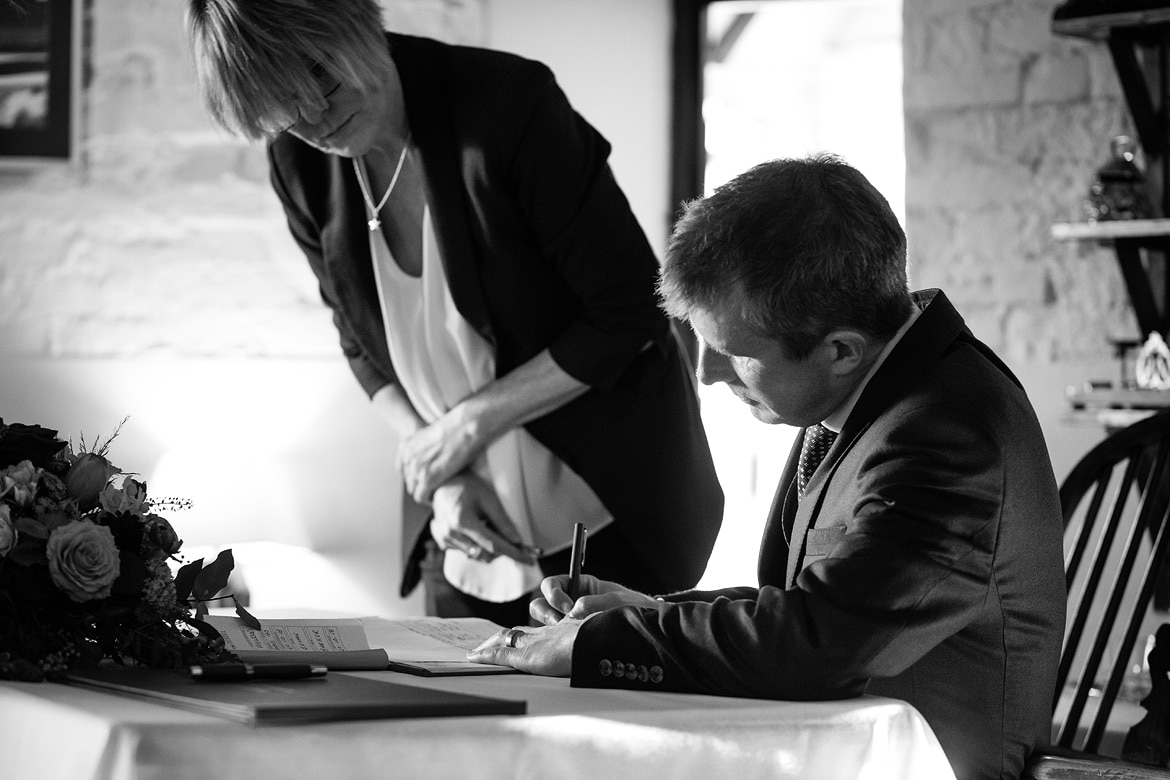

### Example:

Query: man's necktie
xmin=797 ymin=423 xmax=838 ymax=496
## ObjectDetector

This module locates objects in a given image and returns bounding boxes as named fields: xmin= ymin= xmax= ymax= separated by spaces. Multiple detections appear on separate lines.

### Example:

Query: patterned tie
xmin=797 ymin=424 xmax=838 ymax=496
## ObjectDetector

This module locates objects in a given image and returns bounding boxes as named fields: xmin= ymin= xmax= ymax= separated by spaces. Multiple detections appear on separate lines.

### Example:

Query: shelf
xmin=1052 ymin=2 xmax=1170 ymax=425
xmin=1067 ymin=385 xmax=1170 ymax=410
xmin=1053 ymin=3 xmax=1170 ymax=160
xmin=1053 ymin=220 xmax=1170 ymax=337
xmin=1053 ymin=6 xmax=1170 ymax=40
xmin=1052 ymin=218 xmax=1170 ymax=241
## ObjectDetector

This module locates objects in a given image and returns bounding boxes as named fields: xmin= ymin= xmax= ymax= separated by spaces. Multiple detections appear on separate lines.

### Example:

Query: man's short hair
xmin=185 ymin=0 xmax=389 ymax=139
xmin=659 ymin=153 xmax=912 ymax=359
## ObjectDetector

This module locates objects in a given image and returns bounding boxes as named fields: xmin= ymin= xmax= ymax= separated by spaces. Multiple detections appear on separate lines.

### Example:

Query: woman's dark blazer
xmin=266 ymin=33 xmax=724 ymax=596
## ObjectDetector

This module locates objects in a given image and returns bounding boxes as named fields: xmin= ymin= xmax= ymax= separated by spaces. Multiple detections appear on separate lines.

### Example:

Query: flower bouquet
xmin=0 ymin=418 xmax=256 ymax=681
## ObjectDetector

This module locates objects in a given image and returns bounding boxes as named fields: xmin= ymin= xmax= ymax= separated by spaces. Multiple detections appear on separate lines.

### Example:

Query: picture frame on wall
xmin=0 ymin=0 xmax=81 ymax=164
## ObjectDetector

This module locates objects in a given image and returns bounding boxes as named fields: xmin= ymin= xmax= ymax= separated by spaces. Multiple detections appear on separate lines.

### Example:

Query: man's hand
xmin=430 ymin=472 xmax=537 ymax=564
xmin=529 ymin=574 xmax=659 ymax=625
xmin=467 ymin=620 xmax=581 ymax=676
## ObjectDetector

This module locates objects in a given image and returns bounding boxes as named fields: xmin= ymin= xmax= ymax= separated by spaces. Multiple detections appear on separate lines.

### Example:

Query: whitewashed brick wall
xmin=904 ymin=0 xmax=1138 ymax=368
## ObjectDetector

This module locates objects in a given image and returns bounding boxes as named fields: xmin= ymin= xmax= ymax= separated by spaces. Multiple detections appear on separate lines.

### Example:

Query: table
xmin=0 ymin=670 xmax=957 ymax=780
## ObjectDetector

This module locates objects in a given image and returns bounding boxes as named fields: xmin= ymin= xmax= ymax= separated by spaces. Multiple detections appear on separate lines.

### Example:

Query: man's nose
xmin=696 ymin=341 xmax=734 ymax=386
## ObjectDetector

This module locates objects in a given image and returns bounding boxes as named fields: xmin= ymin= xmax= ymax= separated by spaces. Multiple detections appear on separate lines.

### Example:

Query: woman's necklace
xmin=352 ymin=132 xmax=412 ymax=232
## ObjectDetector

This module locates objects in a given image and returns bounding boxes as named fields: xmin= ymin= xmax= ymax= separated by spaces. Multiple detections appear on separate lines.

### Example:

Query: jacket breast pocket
xmin=804 ymin=525 xmax=846 ymax=557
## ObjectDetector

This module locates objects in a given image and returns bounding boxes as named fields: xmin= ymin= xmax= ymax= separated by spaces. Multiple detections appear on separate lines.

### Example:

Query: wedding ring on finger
xmin=504 ymin=628 xmax=525 ymax=648
xmin=467 ymin=545 xmax=481 ymax=560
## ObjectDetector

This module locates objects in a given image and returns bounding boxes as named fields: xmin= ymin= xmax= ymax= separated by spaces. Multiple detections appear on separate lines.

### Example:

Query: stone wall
xmin=904 ymin=0 xmax=1141 ymax=476
xmin=1 ymin=0 xmax=483 ymax=360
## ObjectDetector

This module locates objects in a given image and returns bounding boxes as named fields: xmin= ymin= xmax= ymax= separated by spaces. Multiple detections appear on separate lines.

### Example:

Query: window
xmin=681 ymin=0 xmax=905 ymax=588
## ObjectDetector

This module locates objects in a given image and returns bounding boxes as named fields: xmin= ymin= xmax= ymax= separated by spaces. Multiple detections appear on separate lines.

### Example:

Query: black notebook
xmin=61 ymin=666 xmax=526 ymax=725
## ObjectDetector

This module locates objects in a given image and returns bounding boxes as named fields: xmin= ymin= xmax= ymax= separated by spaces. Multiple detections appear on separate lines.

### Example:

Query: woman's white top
xmin=362 ymin=166 xmax=612 ymax=602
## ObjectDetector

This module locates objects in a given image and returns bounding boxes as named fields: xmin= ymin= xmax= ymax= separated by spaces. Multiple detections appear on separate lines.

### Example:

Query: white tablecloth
xmin=0 ymin=670 xmax=956 ymax=780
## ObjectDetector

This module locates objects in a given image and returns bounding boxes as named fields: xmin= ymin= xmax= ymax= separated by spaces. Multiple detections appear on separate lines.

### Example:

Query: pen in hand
xmin=567 ymin=522 xmax=587 ymax=604
xmin=189 ymin=663 xmax=328 ymax=681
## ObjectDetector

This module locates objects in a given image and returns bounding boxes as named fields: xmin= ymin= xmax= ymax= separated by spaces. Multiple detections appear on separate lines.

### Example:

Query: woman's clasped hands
xmin=397 ymin=406 xmax=537 ymax=566
xmin=428 ymin=472 xmax=537 ymax=564
xmin=398 ymin=406 xmax=479 ymax=503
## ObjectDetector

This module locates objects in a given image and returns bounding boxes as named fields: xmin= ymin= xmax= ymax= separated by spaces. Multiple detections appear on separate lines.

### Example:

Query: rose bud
xmin=145 ymin=514 xmax=183 ymax=555
xmin=65 ymin=452 xmax=120 ymax=511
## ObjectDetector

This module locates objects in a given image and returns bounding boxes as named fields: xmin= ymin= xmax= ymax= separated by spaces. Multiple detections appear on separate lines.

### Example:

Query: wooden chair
xmin=1026 ymin=411 xmax=1170 ymax=779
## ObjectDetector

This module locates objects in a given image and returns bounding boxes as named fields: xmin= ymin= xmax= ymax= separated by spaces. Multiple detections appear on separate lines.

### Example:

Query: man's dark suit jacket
xmin=572 ymin=290 xmax=1067 ymax=780
xmin=265 ymin=33 xmax=723 ymax=596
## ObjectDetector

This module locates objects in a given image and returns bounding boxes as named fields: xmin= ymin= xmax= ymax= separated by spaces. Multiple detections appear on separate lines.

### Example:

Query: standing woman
xmin=183 ymin=0 xmax=723 ymax=625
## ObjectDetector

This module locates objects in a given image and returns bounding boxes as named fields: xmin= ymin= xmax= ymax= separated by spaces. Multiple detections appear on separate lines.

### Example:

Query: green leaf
xmin=233 ymin=598 xmax=261 ymax=630
xmin=191 ymin=549 xmax=234 ymax=601
xmin=173 ymin=558 xmax=203 ymax=603
xmin=13 ymin=517 xmax=48 ymax=539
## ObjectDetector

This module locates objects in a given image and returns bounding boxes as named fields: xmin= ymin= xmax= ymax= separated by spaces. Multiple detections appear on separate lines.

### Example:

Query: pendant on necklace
xmin=368 ymin=218 xmax=381 ymax=232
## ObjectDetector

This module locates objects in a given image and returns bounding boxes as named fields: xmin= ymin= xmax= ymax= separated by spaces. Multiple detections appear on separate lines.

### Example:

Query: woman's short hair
xmin=185 ymin=0 xmax=390 ymax=139
xmin=659 ymin=153 xmax=912 ymax=359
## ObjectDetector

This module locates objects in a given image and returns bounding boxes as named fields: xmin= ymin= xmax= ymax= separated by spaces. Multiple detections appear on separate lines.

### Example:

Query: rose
xmin=0 ymin=421 xmax=66 ymax=469
xmin=144 ymin=514 xmax=182 ymax=555
xmin=0 ymin=505 xmax=14 ymax=557
xmin=99 ymin=477 xmax=149 ymax=516
xmin=0 ymin=460 xmax=40 ymax=508
xmin=66 ymin=452 xmax=120 ymax=511
xmin=46 ymin=520 xmax=121 ymax=602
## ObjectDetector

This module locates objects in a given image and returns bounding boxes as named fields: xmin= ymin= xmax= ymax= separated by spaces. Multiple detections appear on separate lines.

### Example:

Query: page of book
xmin=203 ymin=615 xmax=516 ymax=675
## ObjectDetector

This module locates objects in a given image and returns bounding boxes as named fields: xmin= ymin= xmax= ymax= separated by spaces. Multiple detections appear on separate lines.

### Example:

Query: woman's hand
xmin=429 ymin=472 xmax=538 ymax=564
xmin=529 ymin=574 xmax=659 ymax=625
xmin=398 ymin=350 xmax=590 ymax=504
xmin=398 ymin=407 xmax=480 ymax=504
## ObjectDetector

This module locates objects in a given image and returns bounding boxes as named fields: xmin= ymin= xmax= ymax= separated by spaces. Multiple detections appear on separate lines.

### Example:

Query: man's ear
xmin=821 ymin=329 xmax=871 ymax=377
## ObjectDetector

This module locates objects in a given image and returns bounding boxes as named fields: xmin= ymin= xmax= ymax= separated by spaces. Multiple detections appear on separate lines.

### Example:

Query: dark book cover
xmin=60 ymin=666 xmax=526 ymax=725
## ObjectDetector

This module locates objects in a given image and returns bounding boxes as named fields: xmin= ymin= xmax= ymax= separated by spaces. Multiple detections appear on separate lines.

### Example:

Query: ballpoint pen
xmin=567 ymin=522 xmax=587 ymax=602
xmin=189 ymin=663 xmax=328 ymax=681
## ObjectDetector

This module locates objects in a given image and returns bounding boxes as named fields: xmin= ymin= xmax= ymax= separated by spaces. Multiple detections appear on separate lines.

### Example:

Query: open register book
xmin=203 ymin=615 xmax=519 ymax=676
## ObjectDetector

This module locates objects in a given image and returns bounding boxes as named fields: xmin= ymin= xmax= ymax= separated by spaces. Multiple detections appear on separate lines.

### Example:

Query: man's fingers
xmin=529 ymin=597 xmax=562 ymax=626
xmin=470 ymin=627 xmax=525 ymax=659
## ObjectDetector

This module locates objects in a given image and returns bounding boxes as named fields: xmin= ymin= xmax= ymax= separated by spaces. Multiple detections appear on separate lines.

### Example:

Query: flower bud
xmin=145 ymin=514 xmax=182 ymax=555
xmin=65 ymin=453 xmax=119 ymax=511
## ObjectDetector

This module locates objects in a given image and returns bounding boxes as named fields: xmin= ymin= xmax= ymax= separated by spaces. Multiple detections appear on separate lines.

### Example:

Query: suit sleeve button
xmin=599 ymin=659 xmax=612 ymax=676
xmin=650 ymin=666 xmax=663 ymax=683
xmin=613 ymin=661 xmax=625 ymax=677
xmin=637 ymin=665 xmax=649 ymax=682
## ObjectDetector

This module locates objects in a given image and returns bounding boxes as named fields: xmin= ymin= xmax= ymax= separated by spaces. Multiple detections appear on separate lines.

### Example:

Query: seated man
xmin=470 ymin=154 xmax=1067 ymax=780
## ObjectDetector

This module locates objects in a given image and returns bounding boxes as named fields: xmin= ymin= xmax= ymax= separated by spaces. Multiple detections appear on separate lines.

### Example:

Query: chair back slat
xmin=1064 ymin=475 xmax=1109 ymax=584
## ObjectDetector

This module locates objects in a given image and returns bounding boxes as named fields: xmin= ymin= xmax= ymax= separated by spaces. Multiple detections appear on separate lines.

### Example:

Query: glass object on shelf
xmin=1136 ymin=331 xmax=1170 ymax=390
xmin=1084 ymin=135 xmax=1153 ymax=223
